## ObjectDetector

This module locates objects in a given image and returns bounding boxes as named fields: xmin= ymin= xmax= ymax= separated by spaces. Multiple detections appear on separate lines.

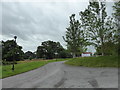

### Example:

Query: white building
xmin=81 ymin=52 xmax=92 ymax=57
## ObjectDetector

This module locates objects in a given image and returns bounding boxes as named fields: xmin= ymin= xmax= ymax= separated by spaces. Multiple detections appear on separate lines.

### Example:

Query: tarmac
xmin=2 ymin=61 xmax=118 ymax=88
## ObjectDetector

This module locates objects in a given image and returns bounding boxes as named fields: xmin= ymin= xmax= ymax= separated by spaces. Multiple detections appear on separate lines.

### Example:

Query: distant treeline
xmin=1 ymin=40 xmax=72 ymax=62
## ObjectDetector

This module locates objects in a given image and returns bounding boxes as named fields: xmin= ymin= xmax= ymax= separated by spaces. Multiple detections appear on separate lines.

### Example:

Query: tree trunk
xmin=73 ymin=53 xmax=76 ymax=58
xmin=101 ymin=40 xmax=104 ymax=56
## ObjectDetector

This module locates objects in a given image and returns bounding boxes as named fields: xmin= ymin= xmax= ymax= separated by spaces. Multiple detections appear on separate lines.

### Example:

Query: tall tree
xmin=113 ymin=1 xmax=120 ymax=55
xmin=36 ymin=40 xmax=65 ymax=59
xmin=2 ymin=40 xmax=24 ymax=61
xmin=80 ymin=1 xmax=116 ymax=56
xmin=36 ymin=46 xmax=45 ymax=59
xmin=63 ymin=14 xmax=88 ymax=57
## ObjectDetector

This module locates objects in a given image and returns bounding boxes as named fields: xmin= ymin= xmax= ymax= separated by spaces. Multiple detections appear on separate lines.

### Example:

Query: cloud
xmin=1 ymin=1 xmax=114 ymax=53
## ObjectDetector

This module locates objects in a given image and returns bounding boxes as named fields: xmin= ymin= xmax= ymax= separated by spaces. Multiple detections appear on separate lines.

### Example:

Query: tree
xmin=113 ymin=1 xmax=120 ymax=55
xmin=95 ymin=41 xmax=118 ymax=55
xmin=79 ymin=1 xmax=116 ymax=56
xmin=58 ymin=49 xmax=72 ymax=58
xmin=2 ymin=40 xmax=24 ymax=61
xmin=24 ymin=51 xmax=36 ymax=60
xmin=36 ymin=46 xmax=45 ymax=59
xmin=36 ymin=40 xmax=65 ymax=59
xmin=113 ymin=1 xmax=120 ymax=22
xmin=63 ymin=14 xmax=89 ymax=57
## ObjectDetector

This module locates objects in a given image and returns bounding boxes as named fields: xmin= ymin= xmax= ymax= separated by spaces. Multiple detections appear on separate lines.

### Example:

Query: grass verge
xmin=65 ymin=56 xmax=119 ymax=67
xmin=1 ymin=58 xmax=70 ymax=79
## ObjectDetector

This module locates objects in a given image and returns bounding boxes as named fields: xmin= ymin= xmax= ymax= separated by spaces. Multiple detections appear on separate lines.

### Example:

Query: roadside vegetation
xmin=65 ymin=56 xmax=119 ymax=67
xmin=1 ymin=58 xmax=70 ymax=79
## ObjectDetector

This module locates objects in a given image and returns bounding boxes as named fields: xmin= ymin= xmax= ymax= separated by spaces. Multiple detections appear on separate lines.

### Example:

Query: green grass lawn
xmin=65 ymin=56 xmax=119 ymax=67
xmin=1 ymin=58 xmax=70 ymax=79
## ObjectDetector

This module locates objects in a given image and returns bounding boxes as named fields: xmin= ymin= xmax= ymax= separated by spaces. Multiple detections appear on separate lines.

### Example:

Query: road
xmin=2 ymin=61 xmax=118 ymax=88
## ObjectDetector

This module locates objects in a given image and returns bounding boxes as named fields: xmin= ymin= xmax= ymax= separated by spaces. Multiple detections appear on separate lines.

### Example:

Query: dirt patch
xmin=18 ymin=59 xmax=48 ymax=63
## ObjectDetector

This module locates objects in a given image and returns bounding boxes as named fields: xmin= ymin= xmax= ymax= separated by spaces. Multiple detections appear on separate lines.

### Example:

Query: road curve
xmin=2 ymin=61 xmax=118 ymax=88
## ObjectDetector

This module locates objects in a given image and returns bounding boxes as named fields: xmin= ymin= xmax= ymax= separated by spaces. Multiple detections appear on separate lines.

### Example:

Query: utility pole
xmin=12 ymin=36 xmax=17 ymax=71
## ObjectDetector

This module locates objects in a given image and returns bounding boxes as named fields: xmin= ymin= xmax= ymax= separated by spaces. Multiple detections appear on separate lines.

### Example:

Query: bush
xmin=2 ymin=60 xmax=17 ymax=65
xmin=29 ymin=57 xmax=32 ymax=60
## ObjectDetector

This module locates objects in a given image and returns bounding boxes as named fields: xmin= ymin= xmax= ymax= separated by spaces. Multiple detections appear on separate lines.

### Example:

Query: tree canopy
xmin=2 ymin=40 xmax=24 ymax=61
xmin=113 ymin=1 xmax=120 ymax=55
xmin=24 ymin=51 xmax=36 ymax=60
xmin=63 ymin=14 xmax=89 ymax=57
xmin=79 ymin=1 xmax=117 ymax=56
xmin=36 ymin=40 xmax=71 ymax=59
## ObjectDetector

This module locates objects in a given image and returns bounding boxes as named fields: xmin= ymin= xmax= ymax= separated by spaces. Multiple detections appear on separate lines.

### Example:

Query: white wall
xmin=81 ymin=54 xmax=91 ymax=57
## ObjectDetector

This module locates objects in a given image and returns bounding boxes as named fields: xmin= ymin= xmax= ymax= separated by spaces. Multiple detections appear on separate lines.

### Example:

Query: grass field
xmin=1 ymin=56 xmax=119 ymax=79
xmin=65 ymin=56 xmax=119 ymax=67
xmin=1 ymin=58 xmax=70 ymax=79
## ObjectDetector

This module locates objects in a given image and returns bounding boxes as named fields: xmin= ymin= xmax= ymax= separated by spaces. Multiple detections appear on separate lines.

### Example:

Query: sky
xmin=1 ymin=0 xmax=114 ymax=53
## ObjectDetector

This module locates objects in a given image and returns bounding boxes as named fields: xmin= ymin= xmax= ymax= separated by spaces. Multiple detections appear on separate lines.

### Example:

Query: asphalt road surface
xmin=2 ymin=61 xmax=118 ymax=88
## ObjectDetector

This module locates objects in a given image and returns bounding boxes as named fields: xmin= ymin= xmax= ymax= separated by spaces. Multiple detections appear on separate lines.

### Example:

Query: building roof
xmin=82 ymin=52 xmax=92 ymax=54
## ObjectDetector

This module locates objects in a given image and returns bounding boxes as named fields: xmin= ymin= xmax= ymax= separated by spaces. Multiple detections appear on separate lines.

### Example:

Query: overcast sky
xmin=1 ymin=0 xmax=114 ymax=53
